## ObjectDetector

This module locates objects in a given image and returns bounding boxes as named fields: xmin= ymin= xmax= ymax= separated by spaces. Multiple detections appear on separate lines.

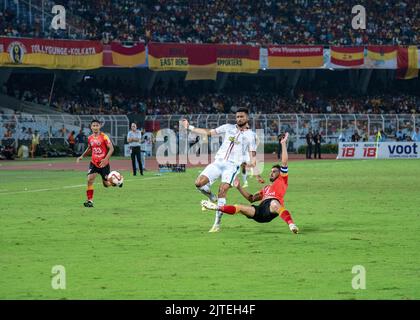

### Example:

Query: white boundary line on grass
xmin=0 ymin=175 xmax=171 ymax=196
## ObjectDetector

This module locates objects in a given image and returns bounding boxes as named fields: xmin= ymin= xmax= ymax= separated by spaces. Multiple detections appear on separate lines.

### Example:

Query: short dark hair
xmin=272 ymin=164 xmax=281 ymax=171
xmin=90 ymin=119 xmax=101 ymax=125
xmin=236 ymin=107 xmax=249 ymax=114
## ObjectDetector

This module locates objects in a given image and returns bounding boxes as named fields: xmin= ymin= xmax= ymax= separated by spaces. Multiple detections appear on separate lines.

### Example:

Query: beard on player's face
xmin=236 ymin=118 xmax=248 ymax=127
xmin=269 ymin=170 xmax=280 ymax=182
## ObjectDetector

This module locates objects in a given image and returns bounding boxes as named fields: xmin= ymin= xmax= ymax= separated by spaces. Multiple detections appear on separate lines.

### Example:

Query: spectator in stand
xmin=351 ymin=131 xmax=361 ymax=142
xmin=411 ymin=128 xmax=420 ymax=142
xmin=59 ymin=125 xmax=68 ymax=138
xmin=30 ymin=130 xmax=40 ymax=158
xmin=4 ymin=128 xmax=13 ymax=138
xmin=76 ymin=129 xmax=86 ymax=155
xmin=395 ymin=130 xmax=405 ymax=141
xmin=68 ymin=131 xmax=76 ymax=154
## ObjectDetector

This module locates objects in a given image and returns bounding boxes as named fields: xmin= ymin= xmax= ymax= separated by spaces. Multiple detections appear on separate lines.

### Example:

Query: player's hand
xmin=281 ymin=132 xmax=289 ymax=144
xmin=76 ymin=156 xmax=83 ymax=163
xmin=180 ymin=119 xmax=189 ymax=130
xmin=99 ymin=158 xmax=109 ymax=168
xmin=256 ymin=175 xmax=265 ymax=184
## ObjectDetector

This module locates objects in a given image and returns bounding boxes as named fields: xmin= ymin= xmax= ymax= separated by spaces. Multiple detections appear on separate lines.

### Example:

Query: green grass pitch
xmin=0 ymin=159 xmax=419 ymax=299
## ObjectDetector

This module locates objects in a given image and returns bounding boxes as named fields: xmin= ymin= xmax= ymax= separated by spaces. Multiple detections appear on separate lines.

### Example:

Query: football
xmin=108 ymin=171 xmax=124 ymax=186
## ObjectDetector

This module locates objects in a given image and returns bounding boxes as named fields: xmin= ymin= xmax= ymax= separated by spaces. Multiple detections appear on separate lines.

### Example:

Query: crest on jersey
xmin=228 ymin=136 xmax=240 ymax=144
xmin=8 ymin=41 xmax=26 ymax=64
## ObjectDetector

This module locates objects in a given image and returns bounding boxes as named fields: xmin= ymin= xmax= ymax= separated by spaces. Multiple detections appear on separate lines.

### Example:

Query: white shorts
xmin=200 ymin=160 xmax=240 ymax=186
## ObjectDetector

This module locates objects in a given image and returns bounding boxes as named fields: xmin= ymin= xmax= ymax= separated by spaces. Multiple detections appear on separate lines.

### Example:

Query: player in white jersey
xmin=240 ymin=126 xmax=264 ymax=188
xmin=181 ymin=108 xmax=257 ymax=233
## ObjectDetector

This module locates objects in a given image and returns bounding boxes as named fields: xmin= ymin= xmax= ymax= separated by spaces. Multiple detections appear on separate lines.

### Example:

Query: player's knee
xmin=195 ymin=176 xmax=207 ymax=188
xmin=270 ymin=201 xmax=282 ymax=213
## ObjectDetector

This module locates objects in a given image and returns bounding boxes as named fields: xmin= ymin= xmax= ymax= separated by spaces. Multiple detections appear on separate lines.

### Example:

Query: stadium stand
xmin=3 ymin=72 xmax=420 ymax=116
xmin=2 ymin=0 xmax=420 ymax=45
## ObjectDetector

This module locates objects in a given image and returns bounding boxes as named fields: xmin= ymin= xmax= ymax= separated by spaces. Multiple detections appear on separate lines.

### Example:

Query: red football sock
xmin=279 ymin=209 xmax=294 ymax=225
xmin=87 ymin=186 xmax=94 ymax=201
xmin=219 ymin=205 xmax=238 ymax=215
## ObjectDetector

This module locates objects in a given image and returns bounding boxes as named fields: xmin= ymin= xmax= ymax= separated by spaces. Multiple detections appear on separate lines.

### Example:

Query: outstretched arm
xmin=180 ymin=119 xmax=216 ymax=136
xmin=280 ymin=132 xmax=289 ymax=167
xmin=234 ymin=179 xmax=263 ymax=203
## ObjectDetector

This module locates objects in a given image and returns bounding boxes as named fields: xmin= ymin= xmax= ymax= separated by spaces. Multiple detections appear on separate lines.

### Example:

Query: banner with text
xmin=0 ymin=37 xmax=103 ymax=69
xmin=148 ymin=43 xmax=259 ymax=78
xmin=216 ymin=44 xmax=259 ymax=73
xmin=268 ymin=46 xmax=324 ymax=69
xmin=337 ymin=142 xmax=419 ymax=159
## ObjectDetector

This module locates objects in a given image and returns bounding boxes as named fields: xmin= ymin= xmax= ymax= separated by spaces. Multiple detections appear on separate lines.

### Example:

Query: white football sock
xmin=214 ymin=198 xmax=226 ymax=226
xmin=197 ymin=183 xmax=215 ymax=200
xmin=242 ymin=173 xmax=247 ymax=183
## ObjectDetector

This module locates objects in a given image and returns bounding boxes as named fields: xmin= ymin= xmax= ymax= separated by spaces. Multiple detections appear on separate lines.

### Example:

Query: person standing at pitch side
xmin=127 ymin=123 xmax=144 ymax=176
xmin=305 ymin=130 xmax=313 ymax=159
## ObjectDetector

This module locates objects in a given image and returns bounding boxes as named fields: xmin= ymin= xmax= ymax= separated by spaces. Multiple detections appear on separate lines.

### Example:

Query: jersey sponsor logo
xmin=264 ymin=191 xmax=276 ymax=197
xmin=90 ymin=140 xmax=102 ymax=146
xmin=92 ymin=147 xmax=103 ymax=154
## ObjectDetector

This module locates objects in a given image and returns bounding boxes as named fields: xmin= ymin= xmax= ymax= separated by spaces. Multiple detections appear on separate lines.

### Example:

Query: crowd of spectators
xmin=1 ymin=0 xmax=420 ymax=45
xmin=143 ymin=91 xmax=420 ymax=115
xmin=5 ymin=72 xmax=420 ymax=116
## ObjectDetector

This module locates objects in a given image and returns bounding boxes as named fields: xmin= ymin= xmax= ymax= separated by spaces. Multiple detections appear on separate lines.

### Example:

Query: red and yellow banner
xmin=396 ymin=46 xmax=419 ymax=80
xmin=330 ymin=47 xmax=364 ymax=68
xmin=106 ymin=42 xmax=146 ymax=67
xmin=148 ymin=43 xmax=197 ymax=71
xmin=216 ymin=45 xmax=259 ymax=73
xmin=0 ymin=37 xmax=103 ymax=69
xmin=366 ymin=46 xmax=397 ymax=69
xmin=148 ymin=43 xmax=259 ymax=79
xmin=268 ymin=46 xmax=324 ymax=68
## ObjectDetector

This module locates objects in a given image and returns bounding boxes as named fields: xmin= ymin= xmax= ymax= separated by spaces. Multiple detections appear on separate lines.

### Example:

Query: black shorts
xmin=88 ymin=162 xmax=110 ymax=181
xmin=250 ymin=199 xmax=279 ymax=223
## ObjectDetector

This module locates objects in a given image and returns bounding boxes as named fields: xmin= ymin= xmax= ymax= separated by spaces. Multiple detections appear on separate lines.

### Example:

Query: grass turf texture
xmin=0 ymin=159 xmax=419 ymax=299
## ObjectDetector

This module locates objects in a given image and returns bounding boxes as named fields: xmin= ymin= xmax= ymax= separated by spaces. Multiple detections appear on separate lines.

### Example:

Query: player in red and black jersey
xmin=76 ymin=119 xmax=120 ymax=207
xmin=201 ymin=132 xmax=299 ymax=234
